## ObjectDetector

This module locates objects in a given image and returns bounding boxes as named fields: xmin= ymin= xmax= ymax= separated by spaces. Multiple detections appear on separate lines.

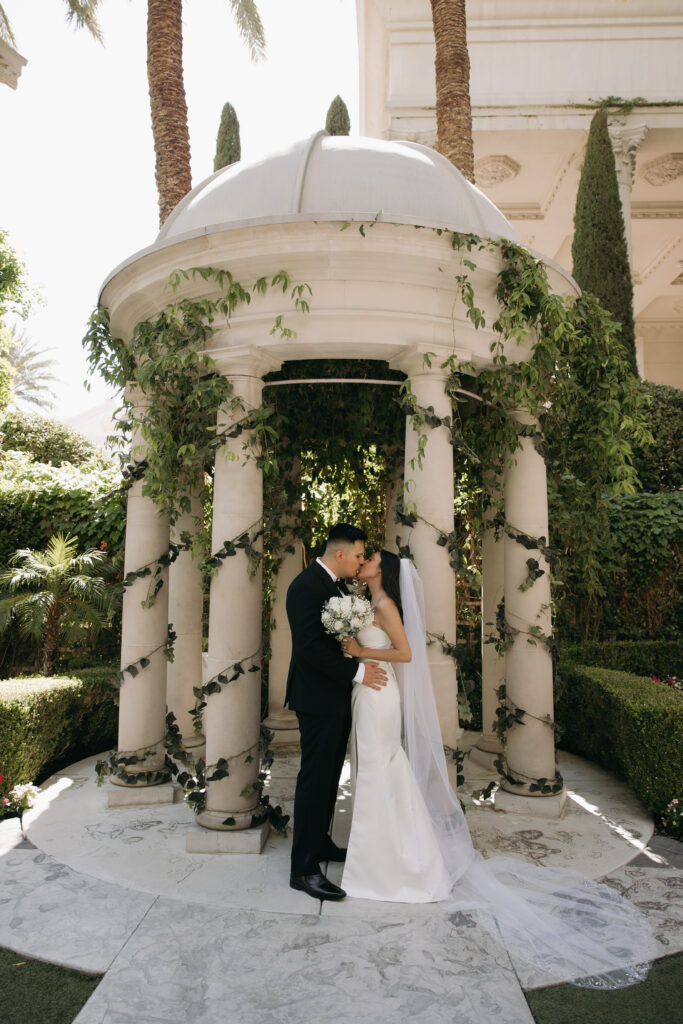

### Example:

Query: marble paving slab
xmin=73 ymin=900 xmax=535 ymax=1024
xmin=461 ymin=750 xmax=653 ymax=879
xmin=0 ymin=847 xmax=155 ymax=973
xmin=600 ymin=863 xmax=683 ymax=957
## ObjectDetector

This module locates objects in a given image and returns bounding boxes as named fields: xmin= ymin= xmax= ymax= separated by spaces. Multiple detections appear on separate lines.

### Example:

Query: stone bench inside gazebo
xmin=99 ymin=132 xmax=577 ymax=852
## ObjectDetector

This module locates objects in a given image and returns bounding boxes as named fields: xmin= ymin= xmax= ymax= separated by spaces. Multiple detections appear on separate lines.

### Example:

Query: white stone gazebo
xmin=100 ymin=133 xmax=576 ymax=849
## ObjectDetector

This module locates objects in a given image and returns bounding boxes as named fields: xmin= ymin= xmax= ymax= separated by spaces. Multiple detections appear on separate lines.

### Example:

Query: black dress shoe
xmin=290 ymin=872 xmax=346 ymax=901
xmin=319 ymin=839 xmax=347 ymax=862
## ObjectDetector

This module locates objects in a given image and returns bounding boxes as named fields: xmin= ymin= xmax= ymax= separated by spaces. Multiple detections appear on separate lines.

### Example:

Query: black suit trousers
xmin=291 ymin=707 xmax=352 ymax=876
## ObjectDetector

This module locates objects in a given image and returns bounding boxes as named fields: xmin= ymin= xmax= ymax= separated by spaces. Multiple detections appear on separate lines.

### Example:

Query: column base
xmin=195 ymin=806 xmax=260 ymax=831
xmin=468 ymin=747 xmax=499 ymax=771
xmin=186 ymin=822 xmax=270 ymax=854
xmin=468 ymin=735 xmax=502 ymax=771
xmin=263 ymin=710 xmax=300 ymax=749
xmin=494 ymin=786 xmax=567 ymax=819
xmin=182 ymin=733 xmax=206 ymax=760
xmin=107 ymin=782 xmax=176 ymax=808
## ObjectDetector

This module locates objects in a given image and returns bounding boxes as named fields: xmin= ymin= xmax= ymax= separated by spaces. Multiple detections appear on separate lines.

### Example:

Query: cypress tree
xmin=214 ymin=102 xmax=241 ymax=171
xmin=572 ymin=108 xmax=638 ymax=374
xmin=325 ymin=95 xmax=351 ymax=136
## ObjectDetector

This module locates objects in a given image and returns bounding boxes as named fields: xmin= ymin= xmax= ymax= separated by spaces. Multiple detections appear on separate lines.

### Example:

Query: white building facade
xmin=357 ymin=0 xmax=683 ymax=386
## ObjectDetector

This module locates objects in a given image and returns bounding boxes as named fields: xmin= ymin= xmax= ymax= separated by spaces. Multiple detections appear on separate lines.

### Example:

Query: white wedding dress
xmin=338 ymin=561 xmax=656 ymax=990
xmin=342 ymin=623 xmax=452 ymax=902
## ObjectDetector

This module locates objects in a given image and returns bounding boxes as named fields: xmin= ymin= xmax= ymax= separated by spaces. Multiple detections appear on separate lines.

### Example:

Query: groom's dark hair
xmin=326 ymin=523 xmax=367 ymax=550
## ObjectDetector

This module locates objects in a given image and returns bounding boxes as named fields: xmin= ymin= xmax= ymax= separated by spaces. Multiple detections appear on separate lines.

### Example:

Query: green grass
xmin=0 ymin=946 xmax=101 ymax=1024
xmin=525 ymin=950 xmax=682 ymax=1024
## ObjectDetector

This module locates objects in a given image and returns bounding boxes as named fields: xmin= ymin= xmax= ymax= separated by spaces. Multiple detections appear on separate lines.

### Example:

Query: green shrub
xmin=0 ymin=451 xmax=125 ymax=565
xmin=0 ymin=410 xmax=107 ymax=466
xmin=213 ymin=101 xmax=241 ymax=170
xmin=555 ymin=662 xmax=682 ymax=815
xmin=0 ymin=667 xmax=118 ymax=807
xmin=559 ymin=639 xmax=683 ymax=679
xmin=571 ymin=108 xmax=637 ymax=373
xmin=630 ymin=381 xmax=683 ymax=492
xmin=325 ymin=95 xmax=351 ymax=136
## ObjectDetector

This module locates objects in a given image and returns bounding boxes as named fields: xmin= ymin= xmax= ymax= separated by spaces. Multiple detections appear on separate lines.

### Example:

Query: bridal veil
xmin=397 ymin=558 xmax=656 ymax=989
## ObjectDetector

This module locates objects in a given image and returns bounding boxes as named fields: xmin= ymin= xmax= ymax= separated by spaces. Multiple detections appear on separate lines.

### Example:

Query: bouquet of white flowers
xmin=321 ymin=594 xmax=374 ymax=655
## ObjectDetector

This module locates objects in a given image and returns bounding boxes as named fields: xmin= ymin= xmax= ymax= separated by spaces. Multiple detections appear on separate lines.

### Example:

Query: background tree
xmin=214 ymin=101 xmax=241 ymax=170
xmin=0 ymin=1 xmax=103 ymax=45
xmin=0 ymin=324 xmax=57 ymax=411
xmin=148 ymin=0 xmax=265 ymax=225
xmin=572 ymin=108 xmax=637 ymax=374
xmin=0 ymin=533 xmax=112 ymax=676
xmin=430 ymin=0 xmax=474 ymax=181
xmin=325 ymin=95 xmax=350 ymax=136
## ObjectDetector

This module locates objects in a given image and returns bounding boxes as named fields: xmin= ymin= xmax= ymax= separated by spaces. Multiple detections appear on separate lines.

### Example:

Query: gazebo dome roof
xmin=156 ymin=131 xmax=519 ymax=245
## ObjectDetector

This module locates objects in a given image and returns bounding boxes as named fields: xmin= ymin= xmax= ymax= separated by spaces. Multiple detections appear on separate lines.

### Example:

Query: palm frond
xmin=0 ymin=4 xmax=16 ymax=44
xmin=5 ymin=592 xmax=52 ymax=641
xmin=64 ymin=0 xmax=104 ymax=44
xmin=228 ymin=0 xmax=265 ymax=62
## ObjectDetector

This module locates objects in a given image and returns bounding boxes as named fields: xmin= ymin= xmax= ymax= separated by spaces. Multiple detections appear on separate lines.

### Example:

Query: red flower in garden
xmin=0 ymin=772 xmax=4 ymax=784
xmin=99 ymin=541 xmax=108 ymax=550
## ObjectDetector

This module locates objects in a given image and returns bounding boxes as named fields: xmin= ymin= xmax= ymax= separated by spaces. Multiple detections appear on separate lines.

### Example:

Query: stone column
xmin=195 ymin=350 xmax=276 ymax=840
xmin=166 ymin=495 xmax=205 ymax=755
xmin=383 ymin=459 xmax=404 ymax=553
xmin=608 ymin=123 xmax=648 ymax=265
xmin=397 ymin=350 xmax=460 ymax=748
xmin=111 ymin=385 xmax=171 ymax=795
xmin=263 ymin=538 xmax=303 ymax=746
xmin=470 ymin=474 xmax=504 ymax=770
xmin=494 ymin=412 xmax=565 ymax=817
xmin=263 ymin=460 xmax=302 ymax=746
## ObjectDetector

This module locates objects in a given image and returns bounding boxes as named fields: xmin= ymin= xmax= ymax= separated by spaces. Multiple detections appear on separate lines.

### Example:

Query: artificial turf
xmin=0 ymin=946 xmax=101 ymax=1024
xmin=525 ymin=950 xmax=682 ymax=1024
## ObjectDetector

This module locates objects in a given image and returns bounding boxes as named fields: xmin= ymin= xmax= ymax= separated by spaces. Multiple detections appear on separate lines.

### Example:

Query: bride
xmin=340 ymin=550 xmax=656 ymax=989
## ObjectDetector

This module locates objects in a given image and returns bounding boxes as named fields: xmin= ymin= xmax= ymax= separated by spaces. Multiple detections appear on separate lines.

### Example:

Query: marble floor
xmin=0 ymin=736 xmax=679 ymax=1024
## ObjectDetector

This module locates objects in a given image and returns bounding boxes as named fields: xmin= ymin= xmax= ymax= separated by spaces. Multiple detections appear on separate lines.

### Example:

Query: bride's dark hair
xmin=379 ymin=549 xmax=403 ymax=621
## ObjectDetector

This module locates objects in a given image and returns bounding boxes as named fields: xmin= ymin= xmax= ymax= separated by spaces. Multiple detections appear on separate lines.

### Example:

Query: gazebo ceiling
xmin=155 ymin=131 xmax=520 ymax=247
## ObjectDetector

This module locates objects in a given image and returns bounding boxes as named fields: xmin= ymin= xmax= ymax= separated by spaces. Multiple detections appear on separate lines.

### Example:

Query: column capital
xmin=124 ymin=381 xmax=151 ymax=410
xmin=207 ymin=344 xmax=282 ymax=379
xmin=389 ymin=344 xmax=463 ymax=379
xmin=608 ymin=123 xmax=649 ymax=189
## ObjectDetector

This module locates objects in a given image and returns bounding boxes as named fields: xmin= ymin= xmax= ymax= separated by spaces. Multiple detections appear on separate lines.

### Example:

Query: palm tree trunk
xmin=430 ymin=0 xmax=475 ymax=183
xmin=147 ymin=0 xmax=192 ymax=226
xmin=42 ymin=601 xmax=61 ymax=676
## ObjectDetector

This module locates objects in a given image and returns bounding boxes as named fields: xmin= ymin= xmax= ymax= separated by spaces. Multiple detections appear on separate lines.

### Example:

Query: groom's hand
xmin=362 ymin=661 xmax=388 ymax=690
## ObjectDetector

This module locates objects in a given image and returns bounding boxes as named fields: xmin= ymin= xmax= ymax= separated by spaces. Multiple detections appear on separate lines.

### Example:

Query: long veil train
xmin=397 ymin=558 xmax=656 ymax=989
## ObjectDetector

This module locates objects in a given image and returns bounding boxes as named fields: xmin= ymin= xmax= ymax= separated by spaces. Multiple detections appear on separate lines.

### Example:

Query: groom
xmin=286 ymin=523 xmax=387 ymax=901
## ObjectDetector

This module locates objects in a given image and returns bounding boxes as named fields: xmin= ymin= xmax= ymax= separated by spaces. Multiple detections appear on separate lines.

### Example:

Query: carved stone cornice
xmin=385 ymin=126 xmax=438 ymax=149
xmin=608 ymin=124 xmax=649 ymax=190
xmin=640 ymin=153 xmax=683 ymax=186
xmin=474 ymin=155 xmax=520 ymax=188
xmin=0 ymin=38 xmax=27 ymax=90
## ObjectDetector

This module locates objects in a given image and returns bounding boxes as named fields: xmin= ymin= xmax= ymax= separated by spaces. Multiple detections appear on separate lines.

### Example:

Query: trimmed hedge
xmin=555 ymin=662 xmax=682 ymax=814
xmin=0 ymin=667 xmax=118 ymax=803
xmin=560 ymin=639 xmax=682 ymax=680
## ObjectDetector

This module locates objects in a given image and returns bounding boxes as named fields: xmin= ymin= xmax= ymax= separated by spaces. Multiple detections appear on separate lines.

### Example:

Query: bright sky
xmin=0 ymin=0 xmax=359 ymax=421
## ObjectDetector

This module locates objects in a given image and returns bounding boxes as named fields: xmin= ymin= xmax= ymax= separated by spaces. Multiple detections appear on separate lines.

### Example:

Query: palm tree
xmin=1 ymin=323 xmax=58 ymax=411
xmin=149 ymin=0 xmax=265 ymax=226
xmin=0 ymin=1 xmax=103 ymax=45
xmin=0 ymin=534 xmax=111 ymax=675
xmin=430 ymin=0 xmax=475 ymax=182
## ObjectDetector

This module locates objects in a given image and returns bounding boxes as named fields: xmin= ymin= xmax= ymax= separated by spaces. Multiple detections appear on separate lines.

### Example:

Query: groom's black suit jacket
xmin=285 ymin=560 xmax=359 ymax=716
